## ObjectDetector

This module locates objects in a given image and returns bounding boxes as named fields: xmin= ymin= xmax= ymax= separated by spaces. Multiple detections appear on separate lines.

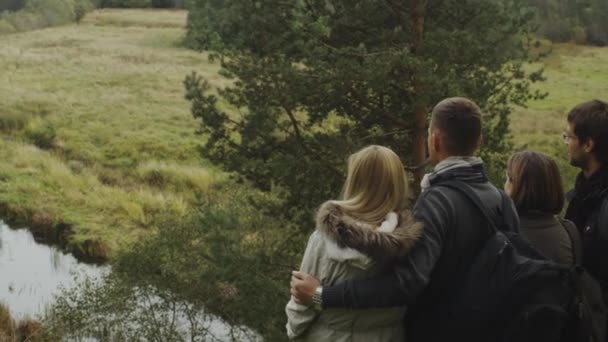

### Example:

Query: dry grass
xmin=0 ymin=9 xmax=229 ymax=257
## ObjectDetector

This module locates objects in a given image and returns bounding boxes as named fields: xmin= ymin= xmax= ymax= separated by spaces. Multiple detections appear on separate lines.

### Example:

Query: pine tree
xmin=184 ymin=0 xmax=546 ymax=224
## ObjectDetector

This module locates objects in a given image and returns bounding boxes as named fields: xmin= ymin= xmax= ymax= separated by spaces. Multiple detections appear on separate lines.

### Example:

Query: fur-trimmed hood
xmin=316 ymin=201 xmax=424 ymax=260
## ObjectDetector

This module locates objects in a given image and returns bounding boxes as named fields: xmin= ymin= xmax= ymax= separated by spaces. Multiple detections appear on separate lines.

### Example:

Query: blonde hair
xmin=333 ymin=145 xmax=409 ymax=224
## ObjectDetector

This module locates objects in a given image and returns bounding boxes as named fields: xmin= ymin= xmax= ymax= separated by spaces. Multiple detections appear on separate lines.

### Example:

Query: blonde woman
xmin=285 ymin=145 xmax=423 ymax=342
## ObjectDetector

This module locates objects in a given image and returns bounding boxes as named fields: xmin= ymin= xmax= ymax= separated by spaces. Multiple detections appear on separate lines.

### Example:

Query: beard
xmin=569 ymin=152 xmax=588 ymax=169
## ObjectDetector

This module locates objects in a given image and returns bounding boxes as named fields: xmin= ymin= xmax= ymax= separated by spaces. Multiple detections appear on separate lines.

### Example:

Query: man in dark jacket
xmin=290 ymin=97 xmax=519 ymax=341
xmin=564 ymin=99 xmax=608 ymax=301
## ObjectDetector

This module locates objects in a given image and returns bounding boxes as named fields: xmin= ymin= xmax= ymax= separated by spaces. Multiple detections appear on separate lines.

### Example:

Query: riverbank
xmin=0 ymin=304 xmax=43 ymax=341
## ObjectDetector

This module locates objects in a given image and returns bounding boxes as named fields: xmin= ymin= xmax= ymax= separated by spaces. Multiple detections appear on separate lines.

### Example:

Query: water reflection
xmin=0 ymin=222 xmax=261 ymax=341
xmin=0 ymin=221 xmax=106 ymax=319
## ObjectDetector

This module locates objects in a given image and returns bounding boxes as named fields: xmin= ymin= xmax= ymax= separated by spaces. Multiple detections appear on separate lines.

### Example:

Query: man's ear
xmin=432 ymin=131 xmax=442 ymax=154
xmin=478 ymin=134 xmax=484 ymax=148
xmin=583 ymin=138 xmax=595 ymax=153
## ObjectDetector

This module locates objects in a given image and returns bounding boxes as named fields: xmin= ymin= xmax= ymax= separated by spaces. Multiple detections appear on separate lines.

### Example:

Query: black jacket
xmin=565 ymin=168 xmax=608 ymax=296
xmin=321 ymin=161 xmax=519 ymax=342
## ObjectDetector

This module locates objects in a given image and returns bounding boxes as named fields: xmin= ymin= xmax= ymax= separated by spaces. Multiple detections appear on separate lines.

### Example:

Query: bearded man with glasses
xmin=564 ymin=99 xmax=608 ymax=305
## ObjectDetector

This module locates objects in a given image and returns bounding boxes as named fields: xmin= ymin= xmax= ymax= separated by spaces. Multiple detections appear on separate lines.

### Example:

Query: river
xmin=0 ymin=221 xmax=105 ymax=319
xmin=0 ymin=221 xmax=260 ymax=341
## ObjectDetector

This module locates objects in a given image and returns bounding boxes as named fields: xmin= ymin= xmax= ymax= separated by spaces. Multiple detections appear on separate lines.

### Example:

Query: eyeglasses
xmin=562 ymin=132 xmax=578 ymax=144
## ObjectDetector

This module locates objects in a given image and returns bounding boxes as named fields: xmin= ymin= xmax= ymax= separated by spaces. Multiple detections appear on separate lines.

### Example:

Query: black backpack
xmin=558 ymin=217 xmax=607 ymax=342
xmin=438 ymin=180 xmax=576 ymax=342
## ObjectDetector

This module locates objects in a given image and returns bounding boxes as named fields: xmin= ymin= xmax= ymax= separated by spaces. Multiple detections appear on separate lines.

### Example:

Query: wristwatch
xmin=312 ymin=286 xmax=323 ymax=311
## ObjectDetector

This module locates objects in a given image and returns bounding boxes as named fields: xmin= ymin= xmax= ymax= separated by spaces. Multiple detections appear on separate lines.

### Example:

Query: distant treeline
xmin=0 ymin=0 xmax=23 ymax=12
xmin=96 ymin=0 xmax=186 ymax=8
xmin=0 ymin=0 xmax=187 ymax=14
xmin=527 ymin=0 xmax=608 ymax=45
xmin=0 ymin=0 xmax=94 ymax=35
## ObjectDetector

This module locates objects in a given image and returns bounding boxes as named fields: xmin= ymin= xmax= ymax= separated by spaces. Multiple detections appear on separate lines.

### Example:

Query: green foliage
xmin=98 ymin=0 xmax=185 ymax=8
xmin=43 ymin=191 xmax=301 ymax=341
xmin=136 ymin=160 xmax=221 ymax=194
xmin=0 ymin=19 xmax=16 ymax=33
xmin=0 ymin=0 xmax=24 ymax=11
xmin=0 ymin=0 xmax=95 ymax=35
xmin=98 ymin=0 xmax=151 ymax=7
xmin=528 ymin=0 xmax=608 ymax=46
xmin=25 ymin=118 xmax=56 ymax=149
xmin=185 ymin=0 xmax=547 ymax=224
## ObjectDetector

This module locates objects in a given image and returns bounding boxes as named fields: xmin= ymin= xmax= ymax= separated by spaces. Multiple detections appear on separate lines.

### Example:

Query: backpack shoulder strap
xmin=558 ymin=217 xmax=583 ymax=265
xmin=597 ymin=194 xmax=608 ymax=240
xmin=436 ymin=180 xmax=499 ymax=234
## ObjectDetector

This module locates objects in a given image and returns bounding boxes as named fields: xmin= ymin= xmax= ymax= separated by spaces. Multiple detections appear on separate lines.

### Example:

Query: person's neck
xmin=583 ymin=158 xmax=602 ymax=178
xmin=435 ymin=154 xmax=475 ymax=164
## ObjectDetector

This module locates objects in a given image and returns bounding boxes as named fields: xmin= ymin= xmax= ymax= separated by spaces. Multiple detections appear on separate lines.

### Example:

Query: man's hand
xmin=290 ymin=271 xmax=320 ymax=305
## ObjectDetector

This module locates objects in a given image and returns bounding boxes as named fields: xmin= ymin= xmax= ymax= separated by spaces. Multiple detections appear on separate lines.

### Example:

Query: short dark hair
xmin=567 ymin=99 xmax=608 ymax=165
xmin=507 ymin=151 xmax=564 ymax=215
xmin=431 ymin=97 xmax=482 ymax=156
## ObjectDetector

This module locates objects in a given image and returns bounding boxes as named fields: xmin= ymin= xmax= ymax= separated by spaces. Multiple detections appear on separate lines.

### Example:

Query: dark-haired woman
xmin=504 ymin=151 xmax=578 ymax=265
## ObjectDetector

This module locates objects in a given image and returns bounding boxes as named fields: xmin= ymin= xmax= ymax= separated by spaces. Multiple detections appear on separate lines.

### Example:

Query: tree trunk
xmin=410 ymin=0 xmax=428 ymax=196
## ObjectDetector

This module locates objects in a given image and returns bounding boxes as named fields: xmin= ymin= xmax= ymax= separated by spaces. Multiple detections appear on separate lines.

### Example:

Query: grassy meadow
xmin=511 ymin=43 xmax=608 ymax=188
xmin=0 ymin=8 xmax=606 ymax=261
xmin=0 ymin=9 xmax=229 ymax=259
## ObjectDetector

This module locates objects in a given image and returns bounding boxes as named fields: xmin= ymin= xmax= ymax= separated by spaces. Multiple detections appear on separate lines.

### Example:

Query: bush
xmin=98 ymin=0 xmax=186 ymax=8
xmin=0 ymin=304 xmax=44 ymax=341
xmin=43 ymin=188 xmax=301 ymax=341
xmin=0 ymin=0 xmax=95 ymax=36
xmin=25 ymin=118 xmax=56 ymax=149
xmin=0 ymin=304 xmax=16 ymax=341
xmin=572 ymin=26 xmax=587 ymax=45
xmin=586 ymin=22 xmax=608 ymax=46
xmin=0 ymin=0 xmax=25 ymax=11
xmin=540 ymin=20 xmax=573 ymax=43
xmin=5 ymin=10 xmax=45 ymax=31
xmin=0 ymin=19 xmax=16 ymax=33
xmin=0 ymin=110 xmax=31 ymax=132
xmin=98 ymin=0 xmax=151 ymax=7
xmin=136 ymin=160 xmax=217 ymax=194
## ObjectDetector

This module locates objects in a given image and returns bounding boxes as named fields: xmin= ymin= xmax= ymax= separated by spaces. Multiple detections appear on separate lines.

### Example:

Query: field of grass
xmin=0 ymin=9 xmax=228 ymax=259
xmin=0 ymin=8 xmax=606 ymax=260
xmin=511 ymin=43 xmax=608 ymax=188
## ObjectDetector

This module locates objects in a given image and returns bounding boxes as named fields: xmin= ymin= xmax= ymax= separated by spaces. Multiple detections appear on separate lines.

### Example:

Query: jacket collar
xmin=568 ymin=167 xmax=608 ymax=203
xmin=519 ymin=213 xmax=558 ymax=230
xmin=421 ymin=156 xmax=487 ymax=191
xmin=315 ymin=201 xmax=423 ymax=260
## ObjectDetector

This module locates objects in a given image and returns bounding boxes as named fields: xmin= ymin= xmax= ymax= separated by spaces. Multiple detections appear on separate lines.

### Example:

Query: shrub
xmin=540 ymin=20 xmax=573 ymax=43
xmin=0 ymin=110 xmax=30 ymax=132
xmin=0 ymin=0 xmax=25 ymax=12
xmin=43 ymin=188 xmax=301 ymax=341
xmin=0 ymin=19 xmax=16 ymax=34
xmin=586 ymin=22 xmax=608 ymax=46
xmin=136 ymin=160 xmax=217 ymax=194
xmin=572 ymin=26 xmax=587 ymax=45
xmin=0 ymin=0 xmax=95 ymax=36
xmin=0 ymin=304 xmax=16 ymax=341
xmin=98 ymin=0 xmax=151 ymax=7
xmin=25 ymin=118 xmax=56 ymax=149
